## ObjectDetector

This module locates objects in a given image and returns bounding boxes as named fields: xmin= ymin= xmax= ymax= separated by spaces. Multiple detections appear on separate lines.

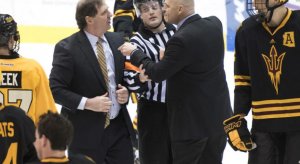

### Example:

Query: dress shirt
xmin=77 ymin=31 xmax=120 ymax=119
xmin=176 ymin=13 xmax=197 ymax=30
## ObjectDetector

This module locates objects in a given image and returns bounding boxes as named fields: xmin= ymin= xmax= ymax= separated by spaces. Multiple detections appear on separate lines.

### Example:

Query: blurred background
xmin=1 ymin=0 xmax=300 ymax=163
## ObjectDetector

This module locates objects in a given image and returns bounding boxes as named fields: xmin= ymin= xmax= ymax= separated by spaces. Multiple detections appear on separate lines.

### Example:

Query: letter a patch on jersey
xmin=283 ymin=32 xmax=295 ymax=47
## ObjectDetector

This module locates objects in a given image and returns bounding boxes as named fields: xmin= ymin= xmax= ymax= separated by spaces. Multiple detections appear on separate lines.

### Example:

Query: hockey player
xmin=113 ymin=0 xmax=141 ymax=38
xmin=223 ymin=0 xmax=300 ymax=163
xmin=122 ymin=0 xmax=176 ymax=163
xmin=0 ymin=14 xmax=57 ymax=124
xmin=0 ymin=106 xmax=38 ymax=164
xmin=29 ymin=111 xmax=95 ymax=164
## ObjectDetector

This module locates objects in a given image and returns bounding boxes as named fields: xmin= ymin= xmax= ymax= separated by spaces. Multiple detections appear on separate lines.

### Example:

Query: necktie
xmin=96 ymin=38 xmax=110 ymax=128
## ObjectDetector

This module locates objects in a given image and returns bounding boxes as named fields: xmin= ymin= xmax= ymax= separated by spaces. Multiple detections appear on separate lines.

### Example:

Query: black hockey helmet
xmin=0 ymin=14 xmax=20 ymax=52
xmin=133 ymin=0 xmax=163 ymax=17
xmin=246 ymin=0 xmax=288 ymax=22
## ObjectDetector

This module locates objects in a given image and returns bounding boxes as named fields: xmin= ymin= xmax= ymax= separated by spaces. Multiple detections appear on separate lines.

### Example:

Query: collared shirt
xmin=176 ymin=13 xmax=197 ymax=30
xmin=77 ymin=31 xmax=120 ymax=119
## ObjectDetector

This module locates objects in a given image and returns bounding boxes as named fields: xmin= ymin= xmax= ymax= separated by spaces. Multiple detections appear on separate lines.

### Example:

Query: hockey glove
xmin=223 ymin=114 xmax=257 ymax=152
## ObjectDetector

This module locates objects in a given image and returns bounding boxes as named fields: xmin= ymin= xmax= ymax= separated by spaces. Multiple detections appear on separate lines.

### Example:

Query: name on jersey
xmin=0 ymin=71 xmax=22 ymax=88
xmin=0 ymin=122 xmax=14 ymax=137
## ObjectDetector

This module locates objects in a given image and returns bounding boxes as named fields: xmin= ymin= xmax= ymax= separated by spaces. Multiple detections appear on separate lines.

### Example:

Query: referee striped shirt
xmin=124 ymin=23 xmax=176 ymax=103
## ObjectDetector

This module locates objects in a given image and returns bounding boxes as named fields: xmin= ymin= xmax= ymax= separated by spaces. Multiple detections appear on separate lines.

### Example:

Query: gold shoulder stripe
xmin=253 ymin=105 xmax=300 ymax=113
xmin=113 ymin=13 xmax=135 ymax=20
xmin=234 ymin=75 xmax=251 ymax=80
xmin=253 ymin=112 xmax=300 ymax=119
xmin=41 ymin=157 xmax=69 ymax=163
xmin=252 ymin=98 xmax=300 ymax=105
xmin=235 ymin=82 xmax=251 ymax=86
xmin=114 ymin=9 xmax=135 ymax=15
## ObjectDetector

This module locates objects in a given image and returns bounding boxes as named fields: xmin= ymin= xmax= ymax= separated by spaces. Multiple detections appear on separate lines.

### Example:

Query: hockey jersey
xmin=0 ymin=106 xmax=37 ymax=164
xmin=234 ymin=9 xmax=300 ymax=132
xmin=26 ymin=154 xmax=96 ymax=164
xmin=0 ymin=55 xmax=57 ymax=124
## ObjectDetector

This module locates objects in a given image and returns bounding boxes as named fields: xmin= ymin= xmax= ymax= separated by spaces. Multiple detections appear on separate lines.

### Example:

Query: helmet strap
xmin=265 ymin=0 xmax=288 ymax=23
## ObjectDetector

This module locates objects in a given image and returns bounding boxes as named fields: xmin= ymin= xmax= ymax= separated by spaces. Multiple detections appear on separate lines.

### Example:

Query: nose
xmin=108 ymin=10 xmax=112 ymax=17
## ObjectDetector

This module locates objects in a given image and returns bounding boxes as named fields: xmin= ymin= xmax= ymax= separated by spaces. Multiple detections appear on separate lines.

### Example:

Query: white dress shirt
xmin=77 ymin=31 xmax=120 ymax=119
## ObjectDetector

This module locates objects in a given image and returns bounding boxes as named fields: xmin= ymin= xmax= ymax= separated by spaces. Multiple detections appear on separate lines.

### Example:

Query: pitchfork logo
xmin=262 ymin=45 xmax=286 ymax=95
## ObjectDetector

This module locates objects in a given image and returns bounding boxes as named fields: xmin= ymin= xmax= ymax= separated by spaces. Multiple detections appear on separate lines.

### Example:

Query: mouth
xmin=149 ymin=17 xmax=157 ymax=21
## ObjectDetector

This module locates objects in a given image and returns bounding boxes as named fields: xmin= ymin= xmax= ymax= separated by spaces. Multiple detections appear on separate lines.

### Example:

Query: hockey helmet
xmin=0 ymin=14 xmax=20 ymax=52
xmin=246 ymin=0 xmax=289 ymax=22
xmin=133 ymin=0 xmax=163 ymax=17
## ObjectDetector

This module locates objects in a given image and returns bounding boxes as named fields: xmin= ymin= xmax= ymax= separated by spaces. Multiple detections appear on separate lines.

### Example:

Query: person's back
xmin=0 ymin=56 xmax=57 ymax=123
xmin=164 ymin=15 xmax=232 ymax=141
xmin=0 ymin=106 xmax=37 ymax=164
xmin=0 ymin=13 xmax=57 ymax=124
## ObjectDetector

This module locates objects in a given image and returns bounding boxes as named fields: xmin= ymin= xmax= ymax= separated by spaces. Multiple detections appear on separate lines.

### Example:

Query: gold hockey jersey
xmin=0 ymin=56 xmax=57 ymax=124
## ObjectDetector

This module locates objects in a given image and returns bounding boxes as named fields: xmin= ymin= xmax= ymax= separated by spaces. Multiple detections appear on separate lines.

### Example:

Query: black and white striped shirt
xmin=124 ymin=23 xmax=176 ymax=103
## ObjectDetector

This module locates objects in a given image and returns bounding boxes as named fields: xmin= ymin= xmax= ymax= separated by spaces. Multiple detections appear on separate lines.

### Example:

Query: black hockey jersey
xmin=234 ymin=9 xmax=300 ymax=132
xmin=26 ymin=154 xmax=96 ymax=164
xmin=113 ymin=0 xmax=141 ymax=37
xmin=0 ymin=106 xmax=37 ymax=164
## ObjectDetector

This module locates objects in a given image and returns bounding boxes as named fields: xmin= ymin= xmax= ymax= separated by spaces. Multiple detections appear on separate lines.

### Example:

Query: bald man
xmin=119 ymin=0 xmax=232 ymax=163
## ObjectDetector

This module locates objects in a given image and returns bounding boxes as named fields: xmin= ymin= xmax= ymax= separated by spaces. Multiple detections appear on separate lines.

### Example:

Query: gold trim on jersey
xmin=113 ymin=9 xmax=135 ymax=20
xmin=262 ymin=9 xmax=292 ymax=36
xmin=252 ymin=97 xmax=300 ymax=119
xmin=262 ymin=45 xmax=286 ymax=95
xmin=234 ymin=75 xmax=251 ymax=86
xmin=41 ymin=157 xmax=69 ymax=163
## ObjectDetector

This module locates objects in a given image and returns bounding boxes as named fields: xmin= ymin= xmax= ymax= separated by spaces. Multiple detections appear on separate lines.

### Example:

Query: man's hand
xmin=85 ymin=93 xmax=112 ymax=112
xmin=138 ymin=64 xmax=150 ymax=83
xmin=116 ymin=84 xmax=129 ymax=104
xmin=223 ymin=114 xmax=257 ymax=152
xmin=159 ymin=47 xmax=165 ymax=60
xmin=118 ymin=42 xmax=137 ymax=56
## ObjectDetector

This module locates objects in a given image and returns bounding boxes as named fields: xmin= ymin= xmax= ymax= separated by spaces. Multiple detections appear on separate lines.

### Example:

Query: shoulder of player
xmin=239 ymin=17 xmax=260 ymax=32
xmin=18 ymin=57 xmax=43 ymax=69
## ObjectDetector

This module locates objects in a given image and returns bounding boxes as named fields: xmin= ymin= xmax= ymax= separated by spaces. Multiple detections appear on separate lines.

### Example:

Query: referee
xmin=123 ymin=0 xmax=175 ymax=163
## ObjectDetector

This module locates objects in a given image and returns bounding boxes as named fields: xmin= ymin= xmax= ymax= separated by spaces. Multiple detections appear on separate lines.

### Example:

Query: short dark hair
xmin=75 ymin=0 xmax=103 ymax=30
xmin=37 ymin=111 xmax=74 ymax=151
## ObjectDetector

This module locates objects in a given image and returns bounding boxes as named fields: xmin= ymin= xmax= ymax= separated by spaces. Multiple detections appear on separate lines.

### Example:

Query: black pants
xmin=249 ymin=131 xmax=300 ymax=164
xmin=172 ymin=134 xmax=226 ymax=164
xmin=69 ymin=113 xmax=133 ymax=164
xmin=137 ymin=99 xmax=172 ymax=164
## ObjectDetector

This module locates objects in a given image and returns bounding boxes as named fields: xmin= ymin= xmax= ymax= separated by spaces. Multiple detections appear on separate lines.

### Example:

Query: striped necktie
xmin=96 ymin=38 xmax=110 ymax=128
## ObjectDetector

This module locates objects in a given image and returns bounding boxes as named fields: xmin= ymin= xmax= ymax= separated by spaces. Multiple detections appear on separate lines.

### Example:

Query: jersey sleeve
xmin=124 ymin=56 xmax=148 ymax=93
xmin=234 ymin=25 xmax=252 ymax=115
xmin=33 ymin=63 xmax=57 ymax=123
xmin=113 ymin=0 xmax=136 ymax=38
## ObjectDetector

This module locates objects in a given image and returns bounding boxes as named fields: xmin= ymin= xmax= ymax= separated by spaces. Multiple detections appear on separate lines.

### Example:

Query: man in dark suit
xmin=119 ymin=0 xmax=233 ymax=163
xmin=49 ymin=0 xmax=134 ymax=163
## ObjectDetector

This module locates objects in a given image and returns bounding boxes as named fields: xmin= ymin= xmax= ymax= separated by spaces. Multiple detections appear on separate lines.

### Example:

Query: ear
xmin=41 ymin=135 xmax=48 ymax=147
xmin=178 ymin=5 xmax=184 ymax=15
xmin=85 ymin=16 xmax=93 ymax=25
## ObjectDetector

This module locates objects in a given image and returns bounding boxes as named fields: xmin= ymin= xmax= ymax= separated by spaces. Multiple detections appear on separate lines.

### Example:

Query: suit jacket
xmin=131 ymin=14 xmax=233 ymax=141
xmin=49 ymin=31 xmax=134 ymax=150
